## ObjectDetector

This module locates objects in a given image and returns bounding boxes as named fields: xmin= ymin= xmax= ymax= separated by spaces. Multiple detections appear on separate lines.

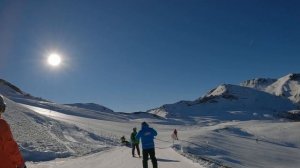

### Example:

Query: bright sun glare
xmin=48 ymin=53 xmax=61 ymax=66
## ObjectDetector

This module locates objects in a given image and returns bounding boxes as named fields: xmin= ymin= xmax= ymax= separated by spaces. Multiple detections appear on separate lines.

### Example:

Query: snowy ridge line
xmin=172 ymin=145 xmax=231 ymax=168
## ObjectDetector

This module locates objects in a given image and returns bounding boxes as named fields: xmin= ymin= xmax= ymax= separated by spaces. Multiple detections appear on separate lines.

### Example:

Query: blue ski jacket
xmin=136 ymin=123 xmax=157 ymax=149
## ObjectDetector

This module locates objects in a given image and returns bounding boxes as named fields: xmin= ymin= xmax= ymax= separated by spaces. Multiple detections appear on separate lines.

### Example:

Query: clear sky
xmin=0 ymin=0 xmax=299 ymax=112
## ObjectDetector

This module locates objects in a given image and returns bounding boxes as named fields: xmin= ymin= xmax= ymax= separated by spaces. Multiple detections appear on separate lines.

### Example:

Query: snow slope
xmin=2 ymin=97 xmax=118 ymax=162
xmin=177 ymin=120 xmax=300 ymax=168
xmin=241 ymin=73 xmax=300 ymax=104
xmin=28 ymin=146 xmax=208 ymax=168
xmin=240 ymin=78 xmax=277 ymax=90
xmin=25 ymin=103 xmax=300 ymax=168
xmin=149 ymin=84 xmax=297 ymax=124
xmin=2 ymin=97 xmax=70 ymax=161
xmin=22 ymin=103 xmax=214 ymax=168
xmin=0 ymin=79 xmax=124 ymax=121
xmin=1 ymin=78 xmax=300 ymax=168
xmin=64 ymin=103 xmax=114 ymax=113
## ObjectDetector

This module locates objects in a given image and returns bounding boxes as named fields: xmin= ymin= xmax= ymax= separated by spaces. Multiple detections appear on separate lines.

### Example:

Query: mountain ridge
xmin=241 ymin=73 xmax=300 ymax=104
xmin=64 ymin=103 xmax=114 ymax=113
xmin=148 ymin=74 xmax=299 ymax=122
xmin=0 ymin=79 xmax=114 ymax=114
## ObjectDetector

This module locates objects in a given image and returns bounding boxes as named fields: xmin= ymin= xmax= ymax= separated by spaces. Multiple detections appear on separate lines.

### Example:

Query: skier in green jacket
xmin=131 ymin=127 xmax=141 ymax=157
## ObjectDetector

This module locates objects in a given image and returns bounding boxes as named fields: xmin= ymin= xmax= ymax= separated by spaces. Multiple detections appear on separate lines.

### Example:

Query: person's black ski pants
xmin=142 ymin=148 xmax=158 ymax=168
xmin=132 ymin=143 xmax=140 ymax=156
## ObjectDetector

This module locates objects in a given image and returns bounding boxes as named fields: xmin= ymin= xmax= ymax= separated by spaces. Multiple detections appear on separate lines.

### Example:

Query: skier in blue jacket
xmin=136 ymin=122 xmax=158 ymax=168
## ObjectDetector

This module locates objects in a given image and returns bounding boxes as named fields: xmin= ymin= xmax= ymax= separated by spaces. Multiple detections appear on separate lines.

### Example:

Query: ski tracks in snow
xmin=28 ymin=146 xmax=206 ymax=168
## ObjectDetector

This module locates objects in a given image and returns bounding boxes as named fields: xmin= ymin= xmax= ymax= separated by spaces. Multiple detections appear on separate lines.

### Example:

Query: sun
xmin=48 ymin=53 xmax=61 ymax=66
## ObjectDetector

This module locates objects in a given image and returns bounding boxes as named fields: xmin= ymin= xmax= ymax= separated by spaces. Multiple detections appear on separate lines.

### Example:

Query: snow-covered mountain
xmin=148 ymin=84 xmax=297 ymax=123
xmin=241 ymin=73 xmax=300 ymax=104
xmin=0 ymin=79 xmax=49 ymax=102
xmin=65 ymin=103 xmax=114 ymax=113
xmin=1 ymin=78 xmax=300 ymax=168
xmin=0 ymin=79 xmax=24 ymax=95
xmin=240 ymin=78 xmax=277 ymax=90
xmin=0 ymin=79 xmax=127 ymax=121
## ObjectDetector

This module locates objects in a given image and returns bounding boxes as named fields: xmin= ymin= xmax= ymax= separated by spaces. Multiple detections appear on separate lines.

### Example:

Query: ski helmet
xmin=0 ymin=95 xmax=6 ymax=113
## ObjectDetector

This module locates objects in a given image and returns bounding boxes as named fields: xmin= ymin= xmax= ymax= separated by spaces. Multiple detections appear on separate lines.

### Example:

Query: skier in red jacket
xmin=0 ymin=95 xmax=26 ymax=168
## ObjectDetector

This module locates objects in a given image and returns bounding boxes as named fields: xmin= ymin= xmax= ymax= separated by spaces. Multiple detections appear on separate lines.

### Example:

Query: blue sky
xmin=0 ymin=0 xmax=299 ymax=112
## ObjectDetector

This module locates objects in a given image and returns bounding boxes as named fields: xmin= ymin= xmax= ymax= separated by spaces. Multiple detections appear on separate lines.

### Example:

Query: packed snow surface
xmin=28 ymin=146 xmax=207 ymax=168
xmin=20 ymin=103 xmax=300 ymax=168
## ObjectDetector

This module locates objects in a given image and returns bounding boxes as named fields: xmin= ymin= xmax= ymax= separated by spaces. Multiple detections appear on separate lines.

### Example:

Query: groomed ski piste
xmin=24 ymin=105 xmax=208 ymax=168
xmin=13 ymin=102 xmax=300 ymax=168
xmin=1 ymin=73 xmax=300 ymax=168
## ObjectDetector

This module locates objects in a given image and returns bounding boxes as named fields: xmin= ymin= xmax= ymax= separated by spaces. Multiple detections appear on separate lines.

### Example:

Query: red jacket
xmin=0 ymin=118 xmax=25 ymax=168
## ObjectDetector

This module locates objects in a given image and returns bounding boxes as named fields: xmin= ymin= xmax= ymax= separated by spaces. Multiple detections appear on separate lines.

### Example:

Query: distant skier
xmin=0 ymin=95 xmax=27 ymax=168
xmin=131 ymin=127 xmax=141 ymax=157
xmin=173 ymin=129 xmax=179 ymax=140
xmin=136 ymin=122 xmax=158 ymax=168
